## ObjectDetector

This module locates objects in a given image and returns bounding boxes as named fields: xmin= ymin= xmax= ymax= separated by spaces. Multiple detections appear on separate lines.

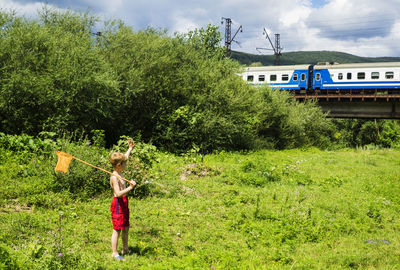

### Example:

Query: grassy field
xmin=1 ymin=147 xmax=400 ymax=269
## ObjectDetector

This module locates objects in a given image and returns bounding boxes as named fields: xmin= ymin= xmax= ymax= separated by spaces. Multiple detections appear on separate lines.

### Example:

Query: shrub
xmin=0 ymin=9 xmax=119 ymax=137
xmin=52 ymin=134 xmax=155 ymax=198
xmin=257 ymin=87 xmax=334 ymax=149
xmin=0 ymin=245 xmax=19 ymax=270
xmin=332 ymin=119 xmax=400 ymax=148
xmin=0 ymin=132 xmax=56 ymax=156
xmin=0 ymin=7 xmax=336 ymax=152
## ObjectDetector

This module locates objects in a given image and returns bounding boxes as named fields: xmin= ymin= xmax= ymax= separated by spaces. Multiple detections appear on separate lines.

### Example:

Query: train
xmin=239 ymin=62 xmax=400 ymax=93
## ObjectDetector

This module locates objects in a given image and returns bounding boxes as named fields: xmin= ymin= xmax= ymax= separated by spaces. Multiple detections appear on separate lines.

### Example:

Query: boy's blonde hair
xmin=110 ymin=152 xmax=128 ymax=168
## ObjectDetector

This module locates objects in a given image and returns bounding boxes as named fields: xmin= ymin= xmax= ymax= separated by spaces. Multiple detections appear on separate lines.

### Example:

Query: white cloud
xmin=0 ymin=0 xmax=44 ymax=18
xmin=172 ymin=13 xmax=199 ymax=33
xmin=280 ymin=5 xmax=311 ymax=27
xmin=1 ymin=0 xmax=400 ymax=57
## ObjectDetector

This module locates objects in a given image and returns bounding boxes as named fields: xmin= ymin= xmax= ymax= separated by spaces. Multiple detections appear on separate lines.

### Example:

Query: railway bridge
xmin=294 ymin=89 xmax=400 ymax=119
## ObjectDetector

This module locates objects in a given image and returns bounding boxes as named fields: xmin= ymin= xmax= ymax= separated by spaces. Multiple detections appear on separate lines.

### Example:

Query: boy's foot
xmin=113 ymin=254 xmax=125 ymax=261
xmin=121 ymin=249 xmax=132 ymax=255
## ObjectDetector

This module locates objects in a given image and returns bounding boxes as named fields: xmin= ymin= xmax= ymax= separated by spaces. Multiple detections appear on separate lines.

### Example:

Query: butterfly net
xmin=55 ymin=151 xmax=73 ymax=173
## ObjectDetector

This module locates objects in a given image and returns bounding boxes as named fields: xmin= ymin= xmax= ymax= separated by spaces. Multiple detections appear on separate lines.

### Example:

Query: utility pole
xmin=256 ymin=28 xmax=282 ymax=65
xmin=90 ymin=31 xmax=102 ymax=47
xmin=221 ymin=17 xmax=242 ymax=57
xmin=273 ymin=33 xmax=281 ymax=65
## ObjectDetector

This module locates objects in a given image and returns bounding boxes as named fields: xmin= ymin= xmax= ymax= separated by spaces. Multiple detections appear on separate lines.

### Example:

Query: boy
xmin=109 ymin=139 xmax=136 ymax=261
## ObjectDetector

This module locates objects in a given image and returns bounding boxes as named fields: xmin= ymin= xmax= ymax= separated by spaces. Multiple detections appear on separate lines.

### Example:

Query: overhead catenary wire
xmin=218 ymin=10 xmax=400 ymax=56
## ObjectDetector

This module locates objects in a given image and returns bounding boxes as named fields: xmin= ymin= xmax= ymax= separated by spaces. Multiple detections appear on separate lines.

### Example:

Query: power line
xmin=219 ymin=12 xmax=400 ymax=56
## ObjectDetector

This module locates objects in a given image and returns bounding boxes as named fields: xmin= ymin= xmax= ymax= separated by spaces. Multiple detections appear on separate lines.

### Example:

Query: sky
xmin=1 ymin=0 xmax=400 ymax=57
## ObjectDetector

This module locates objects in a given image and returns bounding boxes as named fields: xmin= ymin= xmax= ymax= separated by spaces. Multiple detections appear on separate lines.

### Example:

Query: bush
xmin=257 ymin=87 xmax=334 ymax=149
xmin=0 ymin=8 xmax=336 ymax=152
xmin=332 ymin=119 xmax=400 ymax=148
xmin=0 ymin=132 xmax=56 ymax=156
xmin=0 ymin=132 xmax=154 ymax=202
xmin=0 ymin=245 xmax=19 ymax=269
xmin=52 ymin=135 xmax=155 ymax=198
xmin=0 ymin=9 xmax=119 ymax=137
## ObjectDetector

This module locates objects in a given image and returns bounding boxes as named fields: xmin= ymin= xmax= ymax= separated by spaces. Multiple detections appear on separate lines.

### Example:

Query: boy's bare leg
xmin=121 ymin=227 xmax=129 ymax=254
xmin=111 ymin=229 xmax=121 ymax=256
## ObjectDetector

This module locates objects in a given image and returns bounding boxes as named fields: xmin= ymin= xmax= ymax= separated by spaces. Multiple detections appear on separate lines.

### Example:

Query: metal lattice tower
xmin=221 ymin=17 xmax=242 ymax=57
xmin=274 ymin=33 xmax=282 ymax=65
xmin=224 ymin=18 xmax=232 ymax=52
xmin=256 ymin=29 xmax=283 ymax=65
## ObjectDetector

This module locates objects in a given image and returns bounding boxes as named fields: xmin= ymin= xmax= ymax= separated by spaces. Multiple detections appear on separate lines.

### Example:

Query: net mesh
xmin=55 ymin=151 xmax=73 ymax=173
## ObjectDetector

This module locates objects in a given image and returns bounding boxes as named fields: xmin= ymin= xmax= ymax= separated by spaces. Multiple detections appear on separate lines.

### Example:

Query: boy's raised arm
xmin=124 ymin=139 xmax=136 ymax=159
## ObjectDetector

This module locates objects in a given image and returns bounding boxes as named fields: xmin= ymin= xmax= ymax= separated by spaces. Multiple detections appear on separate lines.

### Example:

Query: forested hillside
xmin=231 ymin=50 xmax=400 ymax=66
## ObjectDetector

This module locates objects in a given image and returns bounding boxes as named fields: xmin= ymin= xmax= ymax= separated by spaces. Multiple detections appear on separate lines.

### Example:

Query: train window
xmin=371 ymin=72 xmax=379 ymax=79
xmin=347 ymin=73 xmax=352 ymax=79
xmin=293 ymin=74 xmax=298 ymax=81
xmin=316 ymin=73 xmax=321 ymax=81
xmin=357 ymin=72 xmax=365 ymax=79
xmin=247 ymin=75 xmax=254 ymax=82
xmin=301 ymin=74 xmax=306 ymax=81
xmin=386 ymin=72 xmax=394 ymax=79
xmin=270 ymin=74 xmax=277 ymax=81
xmin=258 ymin=75 xmax=265 ymax=82
xmin=338 ymin=73 xmax=343 ymax=80
xmin=282 ymin=74 xmax=289 ymax=81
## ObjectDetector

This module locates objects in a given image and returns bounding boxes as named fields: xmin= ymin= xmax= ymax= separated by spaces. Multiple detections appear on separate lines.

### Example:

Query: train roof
xmin=242 ymin=65 xmax=309 ymax=72
xmin=314 ymin=62 xmax=400 ymax=70
xmin=242 ymin=62 xmax=400 ymax=72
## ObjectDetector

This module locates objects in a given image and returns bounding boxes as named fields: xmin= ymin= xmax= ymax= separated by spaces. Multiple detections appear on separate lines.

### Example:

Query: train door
xmin=313 ymin=69 xmax=322 ymax=89
xmin=298 ymin=71 xmax=308 ymax=89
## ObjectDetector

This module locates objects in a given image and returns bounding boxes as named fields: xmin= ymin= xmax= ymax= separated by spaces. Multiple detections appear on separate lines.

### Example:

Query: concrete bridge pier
xmin=318 ymin=101 xmax=400 ymax=119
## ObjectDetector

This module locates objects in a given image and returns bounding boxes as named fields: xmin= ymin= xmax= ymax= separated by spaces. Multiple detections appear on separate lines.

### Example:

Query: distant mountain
xmin=230 ymin=50 xmax=400 ymax=66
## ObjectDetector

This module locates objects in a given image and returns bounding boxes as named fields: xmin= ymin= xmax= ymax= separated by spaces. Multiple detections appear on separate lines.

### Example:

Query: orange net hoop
xmin=55 ymin=151 xmax=73 ymax=173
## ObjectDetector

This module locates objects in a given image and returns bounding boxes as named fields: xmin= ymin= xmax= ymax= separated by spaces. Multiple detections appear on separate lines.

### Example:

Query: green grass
xmin=1 ymin=148 xmax=400 ymax=269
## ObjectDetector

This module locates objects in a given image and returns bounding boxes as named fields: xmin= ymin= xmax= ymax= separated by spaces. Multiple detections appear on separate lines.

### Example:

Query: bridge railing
xmin=292 ymin=89 xmax=400 ymax=102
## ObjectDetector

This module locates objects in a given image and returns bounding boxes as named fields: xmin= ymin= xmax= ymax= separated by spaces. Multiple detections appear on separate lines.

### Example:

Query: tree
xmin=0 ymin=8 xmax=119 ymax=136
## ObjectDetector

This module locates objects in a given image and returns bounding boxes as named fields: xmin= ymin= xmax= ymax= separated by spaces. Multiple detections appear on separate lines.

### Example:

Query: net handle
xmin=71 ymin=155 xmax=132 ymax=184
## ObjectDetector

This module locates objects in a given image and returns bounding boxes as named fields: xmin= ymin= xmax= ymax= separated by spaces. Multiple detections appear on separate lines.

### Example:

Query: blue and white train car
xmin=313 ymin=62 xmax=400 ymax=90
xmin=241 ymin=62 xmax=400 ymax=93
xmin=241 ymin=65 xmax=310 ymax=90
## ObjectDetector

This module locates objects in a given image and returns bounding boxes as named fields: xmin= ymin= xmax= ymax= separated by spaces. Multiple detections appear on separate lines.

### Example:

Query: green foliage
xmin=257 ymin=87 xmax=335 ymax=149
xmin=2 ymin=144 xmax=400 ymax=268
xmin=52 ymin=137 xmax=111 ymax=198
xmin=0 ymin=245 xmax=19 ymax=269
xmin=177 ymin=24 xmax=225 ymax=58
xmin=0 ymin=133 xmax=153 ymax=204
xmin=0 ymin=8 xmax=119 ymax=137
xmin=333 ymin=119 xmax=400 ymax=148
xmin=112 ymin=135 xmax=158 ymax=170
xmin=100 ymin=22 xmax=267 ymax=152
xmin=377 ymin=120 xmax=400 ymax=147
xmin=0 ymin=8 xmax=335 ymax=152
xmin=90 ymin=129 xmax=106 ymax=148
xmin=51 ymin=134 xmax=154 ymax=198
xmin=0 ymin=132 xmax=56 ymax=155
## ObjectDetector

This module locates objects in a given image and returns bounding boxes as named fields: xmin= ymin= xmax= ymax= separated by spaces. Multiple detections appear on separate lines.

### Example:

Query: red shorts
xmin=110 ymin=196 xmax=130 ymax=230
